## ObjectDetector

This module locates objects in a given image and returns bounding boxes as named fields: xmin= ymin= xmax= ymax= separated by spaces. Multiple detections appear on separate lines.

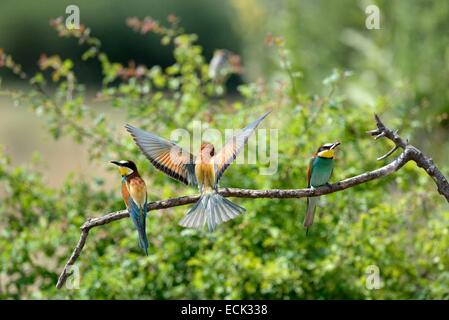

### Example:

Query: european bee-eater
xmin=304 ymin=141 xmax=341 ymax=232
xmin=208 ymin=49 xmax=241 ymax=84
xmin=111 ymin=160 xmax=149 ymax=255
xmin=125 ymin=111 xmax=270 ymax=232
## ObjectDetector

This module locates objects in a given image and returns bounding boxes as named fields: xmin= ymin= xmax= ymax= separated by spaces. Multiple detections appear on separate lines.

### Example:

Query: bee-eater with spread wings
xmin=125 ymin=111 xmax=270 ymax=232
xmin=304 ymin=141 xmax=341 ymax=233
xmin=111 ymin=160 xmax=149 ymax=255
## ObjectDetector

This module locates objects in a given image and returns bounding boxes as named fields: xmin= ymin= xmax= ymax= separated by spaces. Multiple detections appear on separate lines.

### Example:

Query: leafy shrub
xmin=0 ymin=15 xmax=448 ymax=299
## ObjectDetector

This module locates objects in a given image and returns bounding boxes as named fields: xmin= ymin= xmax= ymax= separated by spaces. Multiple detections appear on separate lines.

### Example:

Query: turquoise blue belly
xmin=310 ymin=157 xmax=334 ymax=187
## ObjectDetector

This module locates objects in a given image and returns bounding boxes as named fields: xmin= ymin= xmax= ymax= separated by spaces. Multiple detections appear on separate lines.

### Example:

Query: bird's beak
xmin=110 ymin=160 xmax=121 ymax=166
xmin=330 ymin=141 xmax=341 ymax=150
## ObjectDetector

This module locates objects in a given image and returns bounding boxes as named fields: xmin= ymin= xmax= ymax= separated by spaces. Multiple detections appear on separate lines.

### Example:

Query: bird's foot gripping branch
xmin=56 ymin=114 xmax=449 ymax=289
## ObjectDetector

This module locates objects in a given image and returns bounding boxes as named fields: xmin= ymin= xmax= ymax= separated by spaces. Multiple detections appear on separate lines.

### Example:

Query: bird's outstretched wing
xmin=212 ymin=111 xmax=271 ymax=184
xmin=125 ymin=124 xmax=197 ymax=186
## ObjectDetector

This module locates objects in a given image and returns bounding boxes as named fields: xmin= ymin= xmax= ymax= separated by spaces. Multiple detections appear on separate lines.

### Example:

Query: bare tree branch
xmin=56 ymin=114 xmax=449 ymax=289
xmin=371 ymin=113 xmax=449 ymax=201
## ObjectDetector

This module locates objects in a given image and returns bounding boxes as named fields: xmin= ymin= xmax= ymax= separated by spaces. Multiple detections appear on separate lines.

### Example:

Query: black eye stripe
xmin=317 ymin=144 xmax=333 ymax=153
xmin=120 ymin=161 xmax=137 ymax=171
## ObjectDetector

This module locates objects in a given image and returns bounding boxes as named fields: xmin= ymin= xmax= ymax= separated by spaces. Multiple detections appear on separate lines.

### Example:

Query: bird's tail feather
xmin=304 ymin=196 xmax=319 ymax=231
xmin=137 ymin=217 xmax=149 ymax=256
xmin=132 ymin=208 xmax=148 ymax=256
xmin=179 ymin=192 xmax=245 ymax=231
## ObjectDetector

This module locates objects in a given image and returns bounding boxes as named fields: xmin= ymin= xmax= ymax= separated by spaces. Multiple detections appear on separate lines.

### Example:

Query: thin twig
xmin=56 ymin=229 xmax=89 ymax=289
xmin=377 ymin=145 xmax=399 ymax=161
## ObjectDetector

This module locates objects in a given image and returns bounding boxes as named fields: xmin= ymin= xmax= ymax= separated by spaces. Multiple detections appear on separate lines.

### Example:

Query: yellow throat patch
xmin=317 ymin=149 xmax=335 ymax=158
xmin=118 ymin=166 xmax=132 ymax=176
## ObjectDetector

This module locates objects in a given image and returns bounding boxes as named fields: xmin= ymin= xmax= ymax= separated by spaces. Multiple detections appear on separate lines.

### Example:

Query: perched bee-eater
xmin=125 ymin=111 xmax=270 ymax=232
xmin=111 ymin=160 xmax=149 ymax=255
xmin=208 ymin=49 xmax=241 ymax=84
xmin=304 ymin=141 xmax=341 ymax=232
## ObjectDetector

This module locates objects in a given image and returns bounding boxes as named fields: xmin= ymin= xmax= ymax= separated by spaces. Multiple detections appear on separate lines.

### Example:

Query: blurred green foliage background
xmin=0 ymin=0 xmax=448 ymax=299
